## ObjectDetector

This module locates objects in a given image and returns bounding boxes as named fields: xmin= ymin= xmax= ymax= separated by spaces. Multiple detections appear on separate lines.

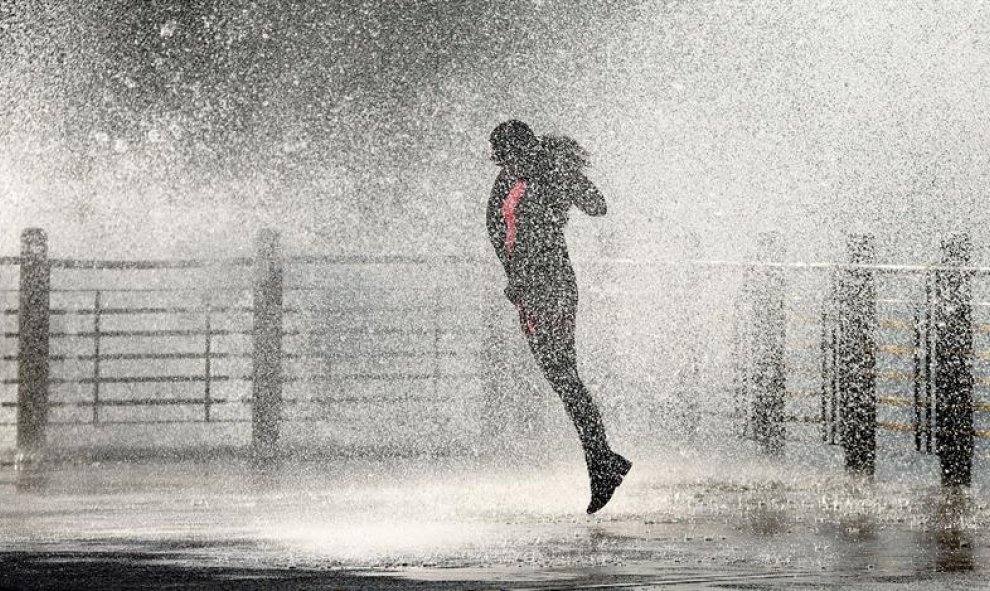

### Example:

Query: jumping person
xmin=486 ymin=120 xmax=631 ymax=514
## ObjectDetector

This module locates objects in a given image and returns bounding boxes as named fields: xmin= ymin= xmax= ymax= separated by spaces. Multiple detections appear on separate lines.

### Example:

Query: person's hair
xmin=490 ymin=120 xmax=538 ymax=164
xmin=540 ymin=134 xmax=590 ymax=171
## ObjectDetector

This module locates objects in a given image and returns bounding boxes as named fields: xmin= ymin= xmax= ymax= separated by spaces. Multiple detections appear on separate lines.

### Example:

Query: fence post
xmin=16 ymin=229 xmax=51 ymax=459
xmin=934 ymin=233 xmax=974 ymax=487
xmin=252 ymin=229 xmax=283 ymax=460
xmin=821 ymin=294 xmax=839 ymax=446
xmin=836 ymin=234 xmax=877 ymax=476
xmin=750 ymin=232 xmax=786 ymax=455
xmin=912 ymin=289 xmax=932 ymax=454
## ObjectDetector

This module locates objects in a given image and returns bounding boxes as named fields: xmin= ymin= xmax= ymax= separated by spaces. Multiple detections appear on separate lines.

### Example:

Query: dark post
xmin=913 ymin=278 xmax=934 ymax=455
xmin=730 ymin=293 xmax=753 ymax=439
xmin=252 ymin=229 xmax=283 ymax=460
xmin=820 ymin=301 xmax=839 ymax=446
xmin=750 ymin=232 xmax=786 ymax=455
xmin=204 ymin=301 xmax=212 ymax=423
xmin=92 ymin=290 xmax=102 ymax=425
xmin=912 ymin=299 xmax=925 ymax=453
xmin=836 ymin=234 xmax=877 ymax=476
xmin=16 ymin=229 xmax=51 ymax=458
xmin=933 ymin=234 xmax=974 ymax=487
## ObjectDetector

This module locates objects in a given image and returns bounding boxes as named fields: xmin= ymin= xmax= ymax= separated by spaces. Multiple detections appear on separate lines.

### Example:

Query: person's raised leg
xmin=526 ymin=313 xmax=631 ymax=513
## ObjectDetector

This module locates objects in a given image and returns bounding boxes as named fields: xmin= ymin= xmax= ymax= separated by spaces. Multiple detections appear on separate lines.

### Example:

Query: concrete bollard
xmin=252 ymin=229 xmax=284 ymax=461
xmin=933 ymin=233 xmax=974 ymax=487
xmin=750 ymin=232 xmax=786 ymax=455
xmin=835 ymin=234 xmax=877 ymax=476
xmin=16 ymin=229 xmax=51 ymax=460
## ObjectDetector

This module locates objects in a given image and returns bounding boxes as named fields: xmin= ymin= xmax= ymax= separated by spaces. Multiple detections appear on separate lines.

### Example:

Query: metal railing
xmin=736 ymin=232 xmax=988 ymax=487
xmin=0 ymin=228 xmax=489 ymax=458
xmin=4 ymin=288 xmax=254 ymax=425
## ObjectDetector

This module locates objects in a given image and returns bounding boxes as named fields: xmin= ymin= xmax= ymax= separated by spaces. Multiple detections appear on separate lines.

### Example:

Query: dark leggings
xmin=516 ymin=299 xmax=612 ymax=467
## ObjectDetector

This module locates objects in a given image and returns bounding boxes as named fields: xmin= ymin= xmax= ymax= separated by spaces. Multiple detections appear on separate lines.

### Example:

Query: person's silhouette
xmin=486 ymin=120 xmax=631 ymax=514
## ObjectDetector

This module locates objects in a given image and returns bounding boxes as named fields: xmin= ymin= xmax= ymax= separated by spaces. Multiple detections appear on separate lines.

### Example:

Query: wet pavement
xmin=1 ymin=442 xmax=988 ymax=589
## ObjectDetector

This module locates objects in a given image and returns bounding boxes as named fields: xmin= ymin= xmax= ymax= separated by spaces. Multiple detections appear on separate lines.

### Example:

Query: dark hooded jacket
xmin=487 ymin=140 xmax=607 ymax=311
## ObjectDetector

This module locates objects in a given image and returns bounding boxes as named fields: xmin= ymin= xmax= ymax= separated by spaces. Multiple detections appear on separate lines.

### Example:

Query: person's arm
xmin=504 ymin=243 xmax=528 ymax=306
xmin=567 ymin=172 xmax=607 ymax=216
xmin=487 ymin=172 xmax=511 ymax=277
xmin=488 ymin=173 xmax=528 ymax=305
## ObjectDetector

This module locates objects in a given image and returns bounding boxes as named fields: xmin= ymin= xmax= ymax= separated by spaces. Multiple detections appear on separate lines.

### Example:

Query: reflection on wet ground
xmin=0 ymin=444 xmax=988 ymax=589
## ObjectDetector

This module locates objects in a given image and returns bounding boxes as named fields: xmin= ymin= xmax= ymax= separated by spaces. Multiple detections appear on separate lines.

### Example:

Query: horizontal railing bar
xmin=31 ymin=393 xmax=471 ymax=406
xmin=787 ymin=324 xmax=990 ymax=341
xmin=286 ymin=255 xmax=485 ymax=266
xmin=6 ymin=255 xmax=990 ymax=275
xmin=5 ymin=305 xmax=483 ymax=317
xmin=49 ymin=397 xmax=232 ymax=407
xmin=3 ymin=305 xmax=478 ymax=316
xmin=42 ymin=329 xmax=251 ymax=338
xmin=878 ymin=345 xmax=914 ymax=357
xmin=282 ymin=304 xmax=480 ymax=315
xmin=0 ymin=350 xmax=474 ymax=363
xmin=786 ymin=415 xmax=918 ymax=435
xmin=786 ymin=415 xmax=990 ymax=439
xmin=76 ymin=352 xmax=247 ymax=362
xmin=877 ymin=370 xmax=914 ymax=382
xmin=50 ymin=419 xmax=251 ymax=425
xmin=285 ymin=286 xmax=484 ymax=294
xmin=36 ymin=418 xmax=990 ymax=434
xmin=284 ymin=373 xmax=478 ymax=382
xmin=283 ymin=328 xmax=479 ymax=337
xmin=878 ymin=421 xmax=914 ymax=433
xmin=283 ymin=394 xmax=453 ymax=404
xmin=49 ymin=257 xmax=254 ymax=270
xmin=6 ymin=328 xmax=476 ymax=339
xmin=283 ymin=350 xmax=466 ymax=360
xmin=786 ymin=390 xmax=990 ymax=412
xmin=880 ymin=301 xmax=990 ymax=310
xmin=878 ymin=396 xmax=916 ymax=408
xmin=2 ymin=352 xmax=252 ymax=362
xmin=619 ymin=259 xmax=990 ymax=275
xmin=2 ymin=376 xmax=236 ymax=385
xmin=49 ymin=286 xmax=251 ymax=293
xmin=40 ymin=306 xmax=255 ymax=316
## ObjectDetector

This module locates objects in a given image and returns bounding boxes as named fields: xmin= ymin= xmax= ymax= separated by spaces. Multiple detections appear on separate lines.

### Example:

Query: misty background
xmin=4 ymin=0 xmax=989 ymax=263
xmin=3 ymin=0 xmax=990 ymax=454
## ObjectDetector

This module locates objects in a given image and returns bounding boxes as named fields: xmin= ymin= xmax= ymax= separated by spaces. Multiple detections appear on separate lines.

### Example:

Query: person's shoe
xmin=586 ymin=452 xmax=632 ymax=514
